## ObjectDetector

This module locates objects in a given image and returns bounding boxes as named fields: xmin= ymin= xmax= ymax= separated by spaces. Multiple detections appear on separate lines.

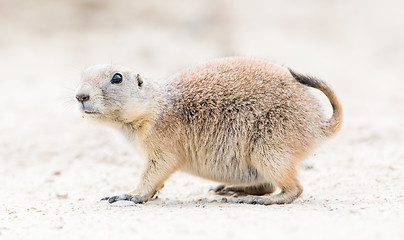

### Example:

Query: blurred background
xmin=1 ymin=0 xmax=403 ymax=239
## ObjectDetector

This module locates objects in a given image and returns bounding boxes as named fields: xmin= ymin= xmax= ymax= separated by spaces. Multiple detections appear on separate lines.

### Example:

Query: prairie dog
xmin=75 ymin=57 xmax=342 ymax=205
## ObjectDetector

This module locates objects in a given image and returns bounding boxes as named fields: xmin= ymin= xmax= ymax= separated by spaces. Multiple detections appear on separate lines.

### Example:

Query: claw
xmin=101 ymin=194 xmax=132 ymax=203
xmin=210 ymin=185 xmax=225 ymax=192
xmin=108 ymin=196 xmax=119 ymax=203
xmin=130 ymin=195 xmax=143 ymax=203
xmin=227 ymin=196 xmax=269 ymax=205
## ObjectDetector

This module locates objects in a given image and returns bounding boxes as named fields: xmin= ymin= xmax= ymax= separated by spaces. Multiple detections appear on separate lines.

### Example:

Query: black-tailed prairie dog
xmin=75 ymin=57 xmax=342 ymax=205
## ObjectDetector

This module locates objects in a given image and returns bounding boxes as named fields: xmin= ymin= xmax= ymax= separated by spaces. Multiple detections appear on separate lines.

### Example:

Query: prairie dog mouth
xmin=83 ymin=110 xmax=101 ymax=115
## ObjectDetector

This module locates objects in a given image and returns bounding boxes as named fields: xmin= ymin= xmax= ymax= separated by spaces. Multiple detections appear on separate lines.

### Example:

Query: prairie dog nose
xmin=76 ymin=94 xmax=90 ymax=102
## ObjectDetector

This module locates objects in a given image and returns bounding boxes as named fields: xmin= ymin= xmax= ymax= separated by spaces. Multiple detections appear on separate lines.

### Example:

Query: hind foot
xmin=211 ymin=183 xmax=275 ymax=197
xmin=225 ymin=185 xmax=303 ymax=205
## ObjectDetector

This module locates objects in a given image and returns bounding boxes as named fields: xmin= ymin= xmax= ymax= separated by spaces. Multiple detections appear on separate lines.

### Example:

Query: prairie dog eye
xmin=111 ymin=73 xmax=123 ymax=84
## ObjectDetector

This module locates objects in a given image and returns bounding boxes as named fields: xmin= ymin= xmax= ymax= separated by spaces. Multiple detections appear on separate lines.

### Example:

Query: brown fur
xmin=76 ymin=57 xmax=343 ymax=205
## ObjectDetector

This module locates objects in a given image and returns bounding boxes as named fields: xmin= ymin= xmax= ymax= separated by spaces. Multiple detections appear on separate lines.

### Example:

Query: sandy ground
xmin=1 ymin=0 xmax=403 ymax=239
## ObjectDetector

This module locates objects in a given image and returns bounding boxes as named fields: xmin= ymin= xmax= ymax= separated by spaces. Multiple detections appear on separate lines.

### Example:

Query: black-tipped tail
xmin=289 ymin=69 xmax=343 ymax=136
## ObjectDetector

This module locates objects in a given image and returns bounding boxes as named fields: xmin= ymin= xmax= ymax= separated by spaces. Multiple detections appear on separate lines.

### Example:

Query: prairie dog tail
xmin=289 ymin=69 xmax=343 ymax=137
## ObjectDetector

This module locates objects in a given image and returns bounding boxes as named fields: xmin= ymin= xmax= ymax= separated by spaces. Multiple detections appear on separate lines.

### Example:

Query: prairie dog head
xmin=75 ymin=64 xmax=146 ymax=123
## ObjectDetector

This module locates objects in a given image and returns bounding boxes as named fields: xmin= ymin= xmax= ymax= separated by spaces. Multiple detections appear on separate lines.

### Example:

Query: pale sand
xmin=0 ymin=0 xmax=403 ymax=239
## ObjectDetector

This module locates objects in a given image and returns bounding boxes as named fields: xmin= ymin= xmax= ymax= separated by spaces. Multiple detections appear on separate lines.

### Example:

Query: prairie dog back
xmin=76 ymin=57 xmax=343 ymax=205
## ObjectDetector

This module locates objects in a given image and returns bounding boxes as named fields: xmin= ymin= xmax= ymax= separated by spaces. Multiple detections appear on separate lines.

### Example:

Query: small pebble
xmin=110 ymin=200 xmax=136 ymax=207
xmin=56 ymin=193 xmax=68 ymax=199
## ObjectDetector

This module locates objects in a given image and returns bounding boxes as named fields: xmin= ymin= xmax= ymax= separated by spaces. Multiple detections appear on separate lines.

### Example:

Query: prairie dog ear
xmin=136 ymin=74 xmax=143 ymax=87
